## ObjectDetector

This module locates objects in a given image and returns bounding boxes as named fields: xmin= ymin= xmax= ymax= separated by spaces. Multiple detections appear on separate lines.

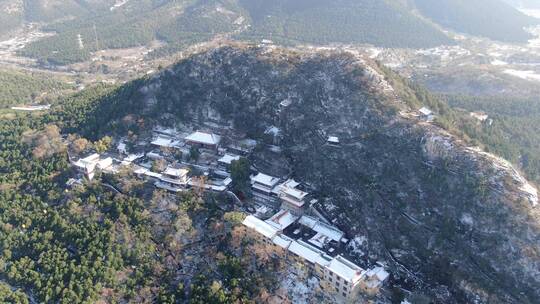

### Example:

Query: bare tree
xmin=191 ymin=175 xmax=207 ymax=198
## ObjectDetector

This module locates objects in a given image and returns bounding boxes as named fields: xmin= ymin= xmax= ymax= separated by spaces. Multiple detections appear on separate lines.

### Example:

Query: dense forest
xmin=442 ymin=94 xmax=540 ymax=184
xmin=0 ymin=69 xmax=71 ymax=108
xmin=0 ymin=84 xmax=282 ymax=302
xmin=413 ymin=0 xmax=539 ymax=43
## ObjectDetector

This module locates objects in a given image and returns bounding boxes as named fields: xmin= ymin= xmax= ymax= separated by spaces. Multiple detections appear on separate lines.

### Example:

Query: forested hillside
xmin=413 ymin=0 xmax=539 ymax=43
xmin=0 ymin=0 xmax=113 ymax=37
xmin=17 ymin=0 xmax=455 ymax=65
xmin=235 ymin=0 xmax=453 ymax=48
xmin=442 ymin=94 xmax=540 ymax=184
xmin=19 ymin=0 xmax=243 ymax=65
xmin=5 ymin=0 xmax=540 ymax=65
xmin=0 ymin=69 xmax=72 ymax=108
xmin=0 ymin=85 xmax=280 ymax=302
xmin=1 ymin=45 xmax=538 ymax=303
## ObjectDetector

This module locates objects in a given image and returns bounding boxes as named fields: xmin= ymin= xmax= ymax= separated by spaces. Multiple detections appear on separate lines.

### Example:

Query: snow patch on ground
xmin=460 ymin=213 xmax=474 ymax=226
xmin=503 ymin=69 xmax=540 ymax=82
xmin=281 ymin=268 xmax=323 ymax=303
xmin=348 ymin=236 xmax=367 ymax=256
xmin=466 ymin=147 xmax=538 ymax=207
xmin=110 ymin=0 xmax=129 ymax=11
xmin=415 ymin=46 xmax=471 ymax=61
xmin=519 ymin=8 xmax=540 ymax=19
xmin=491 ymin=59 xmax=508 ymax=66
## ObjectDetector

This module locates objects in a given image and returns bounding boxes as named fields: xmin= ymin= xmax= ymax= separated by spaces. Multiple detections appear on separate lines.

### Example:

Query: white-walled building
xmin=242 ymin=211 xmax=390 ymax=300
xmin=276 ymin=179 xmax=309 ymax=215
xmin=72 ymin=153 xmax=114 ymax=180
xmin=251 ymin=172 xmax=281 ymax=205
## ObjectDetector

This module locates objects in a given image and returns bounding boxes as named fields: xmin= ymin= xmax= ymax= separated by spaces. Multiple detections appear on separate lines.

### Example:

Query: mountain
xmin=30 ymin=45 xmax=537 ymax=303
xmin=0 ymin=0 xmax=114 ymax=37
xmin=234 ymin=0 xmax=453 ymax=48
xmin=412 ymin=0 xmax=539 ymax=43
xmin=7 ymin=0 xmax=539 ymax=66
xmin=12 ymin=0 xmax=455 ymax=65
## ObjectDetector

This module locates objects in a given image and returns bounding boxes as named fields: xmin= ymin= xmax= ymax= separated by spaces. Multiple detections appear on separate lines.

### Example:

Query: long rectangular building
xmin=242 ymin=212 xmax=389 ymax=300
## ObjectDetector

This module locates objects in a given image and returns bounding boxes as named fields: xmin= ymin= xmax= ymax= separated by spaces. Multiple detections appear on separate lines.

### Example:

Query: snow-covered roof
xmin=265 ymin=210 xmax=298 ymax=231
xmin=308 ymin=232 xmax=333 ymax=249
xmin=280 ymin=186 xmax=308 ymax=201
xmin=326 ymin=256 xmax=365 ymax=284
xmin=272 ymin=234 xmax=294 ymax=249
xmin=123 ymin=153 xmax=144 ymax=163
xmin=265 ymin=126 xmax=281 ymax=136
xmin=327 ymin=136 xmax=340 ymax=144
xmin=242 ymin=215 xmax=279 ymax=239
xmin=117 ymin=142 xmax=127 ymax=152
xmin=185 ymin=131 xmax=221 ymax=146
xmin=221 ymin=177 xmax=232 ymax=187
xmin=256 ymin=205 xmax=270 ymax=215
xmin=299 ymin=215 xmax=344 ymax=242
xmin=366 ymin=266 xmax=390 ymax=283
xmin=146 ymin=151 xmax=164 ymax=159
xmin=96 ymin=157 xmax=113 ymax=169
xmin=163 ymin=167 xmax=189 ymax=178
xmin=218 ymin=154 xmax=241 ymax=165
xmin=74 ymin=153 xmax=100 ymax=166
xmin=299 ymin=215 xmax=318 ymax=228
xmin=281 ymin=179 xmax=300 ymax=189
xmin=134 ymin=167 xmax=163 ymax=179
xmin=251 ymin=172 xmax=280 ymax=188
xmin=73 ymin=154 xmax=102 ymax=173
xmin=151 ymin=136 xmax=178 ymax=148
xmin=280 ymin=99 xmax=292 ymax=107
xmin=288 ymin=240 xmax=332 ymax=267
xmin=419 ymin=107 xmax=433 ymax=116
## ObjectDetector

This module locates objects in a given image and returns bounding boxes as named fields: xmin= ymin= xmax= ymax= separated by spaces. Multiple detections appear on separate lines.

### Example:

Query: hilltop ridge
xmin=51 ymin=44 xmax=540 ymax=303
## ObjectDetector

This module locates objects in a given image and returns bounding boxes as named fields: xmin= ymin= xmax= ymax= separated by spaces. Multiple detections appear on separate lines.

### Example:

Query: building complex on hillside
xmin=68 ymin=124 xmax=390 ymax=300
xmin=242 ymin=211 xmax=389 ymax=300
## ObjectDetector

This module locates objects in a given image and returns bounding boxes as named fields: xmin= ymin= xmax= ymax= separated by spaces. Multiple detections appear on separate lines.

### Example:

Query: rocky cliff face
xmin=124 ymin=45 xmax=539 ymax=303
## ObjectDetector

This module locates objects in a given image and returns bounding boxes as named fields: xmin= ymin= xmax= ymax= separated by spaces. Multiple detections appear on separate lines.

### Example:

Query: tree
xmin=230 ymin=158 xmax=251 ymax=194
xmin=191 ymin=175 xmax=207 ymax=198
xmin=22 ymin=124 xmax=65 ymax=159
xmin=72 ymin=137 xmax=89 ymax=154
xmin=94 ymin=136 xmax=112 ymax=153
xmin=151 ymin=159 xmax=167 ymax=173
xmin=189 ymin=146 xmax=200 ymax=162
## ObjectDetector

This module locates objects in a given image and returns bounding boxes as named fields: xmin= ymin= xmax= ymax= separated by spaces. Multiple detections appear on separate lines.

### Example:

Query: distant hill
xmin=0 ymin=0 xmax=113 ymax=37
xmin=16 ymin=0 xmax=455 ymax=65
xmin=235 ymin=0 xmax=454 ymax=48
xmin=412 ymin=0 xmax=540 ymax=43
xmin=7 ymin=0 xmax=540 ymax=65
